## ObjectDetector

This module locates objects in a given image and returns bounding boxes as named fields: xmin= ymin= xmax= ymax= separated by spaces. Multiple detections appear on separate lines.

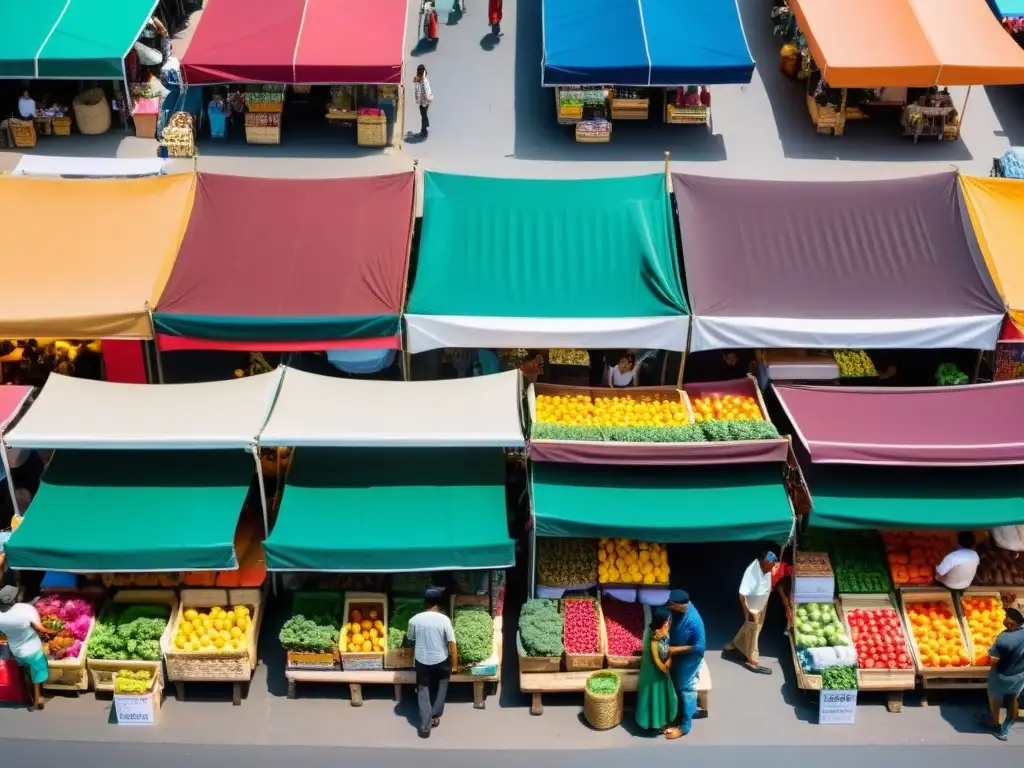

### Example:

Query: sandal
xmin=432 ymin=717 xmax=441 ymax=728
xmin=664 ymin=727 xmax=683 ymax=740
xmin=746 ymin=663 xmax=772 ymax=675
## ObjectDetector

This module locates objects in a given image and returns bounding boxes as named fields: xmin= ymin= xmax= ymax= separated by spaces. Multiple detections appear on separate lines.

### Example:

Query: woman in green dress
xmin=635 ymin=607 xmax=679 ymax=735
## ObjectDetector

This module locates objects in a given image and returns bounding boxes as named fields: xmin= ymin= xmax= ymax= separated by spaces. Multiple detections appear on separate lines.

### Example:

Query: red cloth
xmin=489 ymin=0 xmax=503 ymax=24
xmin=771 ymin=562 xmax=792 ymax=590
xmin=0 ymin=659 xmax=27 ymax=703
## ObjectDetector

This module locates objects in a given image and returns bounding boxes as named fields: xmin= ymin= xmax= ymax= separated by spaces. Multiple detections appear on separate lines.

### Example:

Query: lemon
xmin=230 ymin=627 xmax=242 ymax=639
xmin=175 ymin=636 xmax=186 ymax=649
xmin=184 ymin=609 xmax=199 ymax=622
xmin=189 ymin=639 xmax=202 ymax=651
xmin=199 ymin=636 xmax=211 ymax=647
xmin=213 ymin=636 xmax=225 ymax=649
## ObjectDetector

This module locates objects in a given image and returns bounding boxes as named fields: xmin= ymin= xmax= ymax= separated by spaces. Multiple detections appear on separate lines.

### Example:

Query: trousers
xmin=419 ymin=105 xmax=430 ymax=133
xmin=415 ymin=658 xmax=451 ymax=731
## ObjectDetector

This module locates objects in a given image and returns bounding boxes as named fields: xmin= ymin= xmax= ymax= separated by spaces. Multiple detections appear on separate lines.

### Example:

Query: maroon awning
xmin=774 ymin=382 xmax=1024 ymax=466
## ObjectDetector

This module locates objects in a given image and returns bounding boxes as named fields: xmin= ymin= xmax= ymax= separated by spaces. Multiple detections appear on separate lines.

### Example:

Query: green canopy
xmin=0 ymin=0 xmax=156 ymax=80
xmin=405 ymin=172 xmax=689 ymax=353
xmin=4 ymin=450 xmax=254 ymax=572
xmin=532 ymin=463 xmax=793 ymax=542
xmin=264 ymin=448 xmax=514 ymax=572
xmin=807 ymin=465 xmax=1024 ymax=531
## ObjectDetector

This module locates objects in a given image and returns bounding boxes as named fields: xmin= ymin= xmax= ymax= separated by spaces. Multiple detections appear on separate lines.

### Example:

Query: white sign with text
xmin=818 ymin=689 xmax=857 ymax=725
xmin=114 ymin=693 xmax=157 ymax=726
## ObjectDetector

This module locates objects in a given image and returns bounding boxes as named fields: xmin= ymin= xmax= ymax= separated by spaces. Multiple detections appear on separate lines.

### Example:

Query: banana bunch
xmin=833 ymin=350 xmax=877 ymax=378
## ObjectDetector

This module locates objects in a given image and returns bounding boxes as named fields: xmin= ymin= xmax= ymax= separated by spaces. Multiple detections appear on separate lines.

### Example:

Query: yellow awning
xmin=960 ymin=176 xmax=1021 ymax=333
xmin=0 ymin=173 xmax=196 ymax=339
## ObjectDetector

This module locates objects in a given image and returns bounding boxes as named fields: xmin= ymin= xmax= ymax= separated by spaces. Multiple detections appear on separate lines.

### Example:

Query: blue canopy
xmin=542 ymin=0 xmax=754 ymax=87
xmin=994 ymin=0 xmax=1024 ymax=18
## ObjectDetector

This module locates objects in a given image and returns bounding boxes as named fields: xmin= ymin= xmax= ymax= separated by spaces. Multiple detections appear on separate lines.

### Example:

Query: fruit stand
xmin=86 ymin=589 xmax=178 ymax=693
xmin=898 ymin=588 xmax=979 ymax=698
xmin=837 ymin=594 xmax=915 ymax=712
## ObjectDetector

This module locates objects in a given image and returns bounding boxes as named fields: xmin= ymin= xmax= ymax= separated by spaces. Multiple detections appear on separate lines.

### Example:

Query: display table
xmin=837 ymin=594 xmax=915 ymax=712
xmin=807 ymin=93 xmax=845 ymax=136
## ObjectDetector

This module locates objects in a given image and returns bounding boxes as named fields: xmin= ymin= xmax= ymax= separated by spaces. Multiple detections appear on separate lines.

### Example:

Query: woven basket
xmin=356 ymin=115 xmax=387 ymax=147
xmin=52 ymin=116 xmax=72 ymax=135
xmin=7 ymin=119 xmax=36 ymax=148
xmin=245 ymin=125 xmax=280 ymax=145
xmin=73 ymin=89 xmax=111 ymax=135
xmin=583 ymin=670 xmax=623 ymax=730
xmin=162 ymin=588 xmax=262 ymax=682
xmin=133 ymin=112 xmax=158 ymax=139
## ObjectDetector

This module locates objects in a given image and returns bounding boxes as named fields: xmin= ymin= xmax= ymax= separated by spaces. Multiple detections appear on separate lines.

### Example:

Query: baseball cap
xmin=0 ymin=585 xmax=18 ymax=611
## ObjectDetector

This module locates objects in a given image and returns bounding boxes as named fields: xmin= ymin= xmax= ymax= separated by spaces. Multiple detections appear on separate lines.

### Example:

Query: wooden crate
xmin=516 ymin=631 xmax=561 ymax=673
xmin=340 ymin=592 xmax=387 ymax=671
xmin=43 ymin=617 xmax=95 ymax=691
xmin=245 ymin=125 xmax=281 ymax=144
xmin=898 ymin=588 xmax=973 ymax=682
xmin=88 ymin=590 xmax=178 ymax=693
xmin=955 ymin=589 xmax=1004 ymax=676
xmin=561 ymin=597 xmax=604 ymax=672
xmin=286 ymin=650 xmax=339 ymax=671
xmin=837 ymin=593 xmax=914 ymax=711
xmin=52 ymin=117 xmax=71 ymax=135
xmin=112 ymin=673 xmax=163 ymax=725
xmin=604 ymin=602 xmax=647 ymax=670
xmin=356 ymin=115 xmax=387 ymax=147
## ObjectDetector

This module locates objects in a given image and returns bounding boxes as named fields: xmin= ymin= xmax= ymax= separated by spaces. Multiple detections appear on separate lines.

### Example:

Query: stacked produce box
xmin=279 ymin=592 xmax=343 ymax=671
xmin=87 ymin=590 xmax=177 ymax=691
xmin=792 ymin=601 xmax=857 ymax=686
xmin=518 ymin=599 xmax=563 ymax=672
xmin=882 ymin=531 xmax=955 ymax=587
xmin=339 ymin=593 xmax=387 ymax=671
xmin=598 ymin=538 xmax=670 ymax=588
xmin=802 ymin=530 xmax=892 ymax=594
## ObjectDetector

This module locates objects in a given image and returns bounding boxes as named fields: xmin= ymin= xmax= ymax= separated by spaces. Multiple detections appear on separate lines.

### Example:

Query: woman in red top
xmin=772 ymin=547 xmax=794 ymax=633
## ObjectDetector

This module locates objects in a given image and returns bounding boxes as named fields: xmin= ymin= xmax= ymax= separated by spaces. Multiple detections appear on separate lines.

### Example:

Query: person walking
xmin=634 ymin=608 xmax=678 ymax=735
xmin=413 ymin=65 xmax=433 ymax=138
xmin=664 ymin=590 xmax=706 ymax=739
xmin=979 ymin=607 xmax=1024 ymax=741
xmin=725 ymin=547 xmax=777 ymax=674
xmin=0 ymin=586 xmax=54 ymax=710
xmin=405 ymin=587 xmax=456 ymax=738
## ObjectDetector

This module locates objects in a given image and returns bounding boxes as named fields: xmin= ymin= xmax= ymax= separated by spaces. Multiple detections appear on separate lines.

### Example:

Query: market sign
xmin=818 ymin=689 xmax=857 ymax=725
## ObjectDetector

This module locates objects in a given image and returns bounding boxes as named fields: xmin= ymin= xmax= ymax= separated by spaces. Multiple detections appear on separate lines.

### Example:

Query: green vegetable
xmin=519 ymin=599 xmax=564 ymax=657
xmin=793 ymin=602 xmax=849 ymax=650
xmin=279 ymin=613 xmax=340 ymax=653
xmin=114 ymin=669 xmax=154 ymax=694
xmin=586 ymin=671 xmax=620 ymax=695
xmin=801 ymin=530 xmax=892 ymax=594
xmin=87 ymin=604 xmax=169 ymax=661
xmin=532 ymin=423 xmax=707 ymax=443
xmin=821 ymin=665 xmax=858 ymax=690
xmin=388 ymin=599 xmax=423 ymax=650
xmin=453 ymin=606 xmax=493 ymax=665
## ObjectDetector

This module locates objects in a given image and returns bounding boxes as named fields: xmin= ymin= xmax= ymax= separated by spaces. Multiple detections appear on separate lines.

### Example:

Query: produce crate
xmin=43 ymin=617 xmax=95 ymax=691
xmin=788 ymin=599 xmax=856 ymax=692
xmin=603 ymin=602 xmax=648 ymax=670
xmin=245 ymin=125 xmax=281 ymax=144
xmin=52 ymin=116 xmax=71 ymax=136
xmin=561 ymin=597 xmax=604 ymax=672
xmin=112 ymin=672 xmax=162 ymax=725
xmin=87 ymin=589 xmax=178 ymax=693
xmin=898 ymin=588 xmax=973 ymax=681
xmin=287 ymin=649 xmax=339 ymax=670
xmin=516 ymin=631 xmax=562 ymax=673
xmin=133 ymin=112 xmax=158 ymax=139
xmin=452 ymin=594 xmax=496 ymax=675
xmin=954 ymin=589 xmax=1004 ymax=676
xmin=837 ymin=594 xmax=915 ymax=695
xmin=162 ymin=588 xmax=262 ymax=683
xmin=6 ymin=119 xmax=36 ymax=148
xmin=340 ymin=592 xmax=387 ymax=671
xmin=357 ymin=115 xmax=387 ymax=147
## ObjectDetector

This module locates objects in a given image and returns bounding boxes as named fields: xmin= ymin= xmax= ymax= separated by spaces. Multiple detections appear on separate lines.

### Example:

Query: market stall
xmin=672 ymin=172 xmax=1005 ymax=354
xmin=181 ymin=0 xmax=405 ymax=147
xmin=542 ymin=0 xmax=753 ymax=140
xmin=785 ymin=0 xmax=1024 ymax=139
xmin=2 ymin=371 xmax=283 ymax=703
xmin=259 ymin=367 xmax=522 ymax=707
xmin=9 ymin=157 xmax=167 ymax=178
xmin=153 ymin=173 xmax=414 ymax=354
xmin=406 ymin=172 xmax=688 ymax=355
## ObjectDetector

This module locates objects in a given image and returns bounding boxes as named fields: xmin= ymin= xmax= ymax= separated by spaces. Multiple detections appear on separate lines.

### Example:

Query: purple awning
xmin=774 ymin=381 xmax=1024 ymax=466
xmin=672 ymin=172 xmax=1005 ymax=352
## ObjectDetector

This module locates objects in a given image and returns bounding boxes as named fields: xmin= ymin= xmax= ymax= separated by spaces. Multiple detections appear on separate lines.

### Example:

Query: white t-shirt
xmin=739 ymin=559 xmax=772 ymax=613
xmin=17 ymin=97 xmax=36 ymax=119
xmin=406 ymin=610 xmax=455 ymax=666
xmin=992 ymin=527 xmax=1024 ymax=553
xmin=607 ymin=366 xmax=636 ymax=387
xmin=935 ymin=548 xmax=980 ymax=590
xmin=0 ymin=604 xmax=42 ymax=659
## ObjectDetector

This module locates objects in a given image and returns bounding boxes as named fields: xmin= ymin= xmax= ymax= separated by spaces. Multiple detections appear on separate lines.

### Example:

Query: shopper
xmin=935 ymin=531 xmax=979 ymax=592
xmin=635 ymin=607 xmax=678 ymax=735
xmin=406 ymin=587 xmax=456 ymax=738
xmin=725 ymin=547 xmax=777 ymax=675
xmin=664 ymin=590 xmax=706 ymax=739
xmin=0 ymin=586 xmax=54 ymax=711
xmin=413 ymin=65 xmax=433 ymax=138
xmin=979 ymin=607 xmax=1024 ymax=741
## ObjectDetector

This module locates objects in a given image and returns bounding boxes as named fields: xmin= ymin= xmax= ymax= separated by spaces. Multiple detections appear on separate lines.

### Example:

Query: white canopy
xmin=260 ymin=367 xmax=525 ymax=447
xmin=11 ymin=156 xmax=167 ymax=178
xmin=5 ymin=370 xmax=284 ymax=450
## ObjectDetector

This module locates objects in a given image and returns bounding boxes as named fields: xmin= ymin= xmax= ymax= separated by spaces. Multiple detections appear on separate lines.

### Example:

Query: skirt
xmin=634 ymin=630 xmax=678 ymax=731
xmin=988 ymin=668 xmax=1024 ymax=702
xmin=15 ymin=651 xmax=48 ymax=685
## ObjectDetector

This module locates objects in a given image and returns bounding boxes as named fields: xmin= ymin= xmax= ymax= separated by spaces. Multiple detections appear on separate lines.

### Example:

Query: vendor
xmin=606 ymin=352 xmax=638 ymax=388
xmin=935 ymin=531 xmax=979 ymax=592
xmin=139 ymin=15 xmax=170 ymax=64
xmin=17 ymin=90 xmax=35 ymax=120
xmin=0 ymin=586 xmax=54 ymax=711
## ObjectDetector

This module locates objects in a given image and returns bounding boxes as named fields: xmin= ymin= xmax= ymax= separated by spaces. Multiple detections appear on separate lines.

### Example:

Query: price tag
xmin=818 ymin=689 xmax=857 ymax=725
xmin=114 ymin=693 xmax=156 ymax=726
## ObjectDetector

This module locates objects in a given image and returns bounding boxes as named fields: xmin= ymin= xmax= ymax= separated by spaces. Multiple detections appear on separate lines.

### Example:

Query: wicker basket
xmin=245 ymin=125 xmax=280 ymax=145
xmin=516 ymin=631 xmax=561 ymax=673
xmin=7 ymin=119 xmax=36 ymax=148
xmin=562 ymin=597 xmax=605 ymax=672
xmin=356 ymin=115 xmax=387 ymax=147
xmin=162 ymin=588 xmax=262 ymax=682
xmin=583 ymin=670 xmax=623 ymax=730
xmin=73 ymin=88 xmax=111 ymax=135
xmin=133 ymin=112 xmax=158 ymax=139
xmin=87 ymin=590 xmax=178 ymax=692
xmin=52 ymin=116 xmax=72 ymax=135
xmin=43 ymin=619 xmax=95 ymax=691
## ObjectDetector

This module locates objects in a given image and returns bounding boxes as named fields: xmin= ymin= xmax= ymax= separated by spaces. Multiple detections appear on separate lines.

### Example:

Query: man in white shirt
xmin=725 ymin=548 xmax=776 ymax=675
xmin=935 ymin=531 xmax=980 ymax=592
xmin=405 ymin=587 xmax=457 ymax=738
xmin=0 ymin=586 xmax=53 ymax=710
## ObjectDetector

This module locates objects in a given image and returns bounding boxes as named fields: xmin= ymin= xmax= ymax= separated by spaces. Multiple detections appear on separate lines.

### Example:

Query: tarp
xmin=154 ymin=173 xmax=413 ymax=349
xmin=672 ymin=172 xmax=1004 ymax=352
xmin=790 ymin=0 xmax=1024 ymax=87
xmin=259 ymin=367 xmax=524 ymax=447
xmin=0 ymin=0 xmax=158 ymax=80
xmin=774 ymin=382 xmax=1024 ymax=466
xmin=182 ymin=0 xmax=405 ymax=85
xmin=0 ymin=174 xmax=195 ymax=339
xmin=4 ymin=450 xmax=253 ymax=572
xmin=406 ymin=173 xmax=689 ymax=353
xmin=960 ymin=176 xmax=1024 ymax=337
xmin=11 ymin=156 xmax=166 ymax=178
xmin=995 ymin=0 xmax=1024 ymax=17
xmin=0 ymin=387 xmax=32 ymax=433
xmin=542 ymin=0 xmax=754 ymax=86
xmin=806 ymin=464 xmax=1024 ymax=531
xmin=531 ymin=463 xmax=793 ymax=542
xmin=5 ymin=370 xmax=283 ymax=450
xmin=264 ymin=448 xmax=513 ymax=572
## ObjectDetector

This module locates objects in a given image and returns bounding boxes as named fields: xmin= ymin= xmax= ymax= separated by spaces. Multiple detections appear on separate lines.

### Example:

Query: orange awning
xmin=0 ymin=173 xmax=195 ymax=340
xmin=792 ymin=0 xmax=1024 ymax=87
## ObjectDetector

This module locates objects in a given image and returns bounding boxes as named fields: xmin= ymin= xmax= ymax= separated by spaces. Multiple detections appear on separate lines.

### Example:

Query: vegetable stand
xmin=837 ymin=594 xmax=915 ymax=712
xmin=787 ymin=599 xmax=859 ymax=693
xmin=36 ymin=594 xmax=97 ymax=693
xmin=87 ymin=589 xmax=178 ymax=693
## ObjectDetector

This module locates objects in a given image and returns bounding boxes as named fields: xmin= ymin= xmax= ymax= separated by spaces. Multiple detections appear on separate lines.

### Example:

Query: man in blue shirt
xmin=664 ymin=589 xmax=706 ymax=739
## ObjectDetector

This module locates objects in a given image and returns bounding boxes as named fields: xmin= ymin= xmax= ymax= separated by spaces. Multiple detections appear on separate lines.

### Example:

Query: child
xmin=634 ymin=608 xmax=679 ymax=735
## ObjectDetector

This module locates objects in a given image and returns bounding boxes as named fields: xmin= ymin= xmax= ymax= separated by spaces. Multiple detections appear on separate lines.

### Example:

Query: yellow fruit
xmin=231 ymin=627 xmax=243 ymax=639
xmin=179 ymin=620 xmax=193 ymax=635
xmin=348 ymin=643 xmax=359 ymax=653
xmin=184 ymin=609 xmax=199 ymax=622
xmin=352 ymin=633 xmax=364 ymax=645
xmin=197 ymin=613 xmax=209 ymax=622
xmin=362 ymin=641 xmax=372 ymax=652
xmin=350 ymin=622 xmax=361 ymax=634
xmin=220 ymin=630 xmax=232 ymax=642
xmin=189 ymin=640 xmax=202 ymax=651
xmin=360 ymin=620 xmax=372 ymax=631
xmin=373 ymin=620 xmax=384 ymax=632
xmin=369 ymin=610 xmax=379 ymax=621
xmin=175 ymin=636 xmax=186 ymax=649
xmin=369 ymin=628 xmax=379 ymax=639
xmin=214 ymin=619 xmax=225 ymax=631
xmin=202 ymin=619 xmax=213 ymax=631
xmin=213 ymin=636 xmax=225 ymax=649
xmin=200 ymin=636 xmax=211 ymax=648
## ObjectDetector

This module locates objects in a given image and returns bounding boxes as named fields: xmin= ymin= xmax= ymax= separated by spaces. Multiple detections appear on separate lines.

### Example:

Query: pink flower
xmin=67 ymin=641 xmax=83 ymax=659
xmin=67 ymin=615 xmax=92 ymax=641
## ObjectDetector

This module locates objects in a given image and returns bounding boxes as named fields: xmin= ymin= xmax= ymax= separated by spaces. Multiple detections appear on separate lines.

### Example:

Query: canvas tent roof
xmin=154 ymin=173 xmax=413 ymax=349
xmin=182 ymin=0 xmax=405 ymax=85
xmin=774 ymin=382 xmax=1024 ymax=467
xmin=541 ymin=0 xmax=754 ymax=86
xmin=259 ymin=367 xmax=524 ymax=447
xmin=264 ymin=448 xmax=514 ymax=572
xmin=790 ymin=0 xmax=1024 ymax=88
xmin=960 ymin=176 xmax=1024 ymax=337
xmin=11 ymin=156 xmax=166 ymax=178
xmin=0 ymin=0 xmax=157 ymax=79
xmin=5 ymin=370 xmax=283 ymax=450
xmin=672 ymin=172 xmax=1004 ymax=352
xmin=0 ymin=174 xmax=195 ymax=340
xmin=406 ymin=172 xmax=688 ymax=353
